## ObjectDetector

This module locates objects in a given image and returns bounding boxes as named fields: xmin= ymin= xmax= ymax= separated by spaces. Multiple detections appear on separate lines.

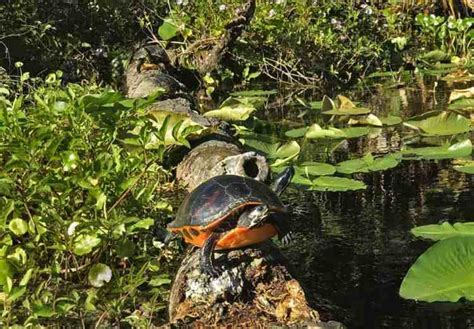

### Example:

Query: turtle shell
xmin=167 ymin=175 xmax=286 ymax=249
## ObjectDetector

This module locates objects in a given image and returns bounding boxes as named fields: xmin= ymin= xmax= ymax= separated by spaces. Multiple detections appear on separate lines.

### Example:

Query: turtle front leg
xmin=200 ymin=232 xmax=222 ymax=278
xmin=271 ymin=214 xmax=293 ymax=246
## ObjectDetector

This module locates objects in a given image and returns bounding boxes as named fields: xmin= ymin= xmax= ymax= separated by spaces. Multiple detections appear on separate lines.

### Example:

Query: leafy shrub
xmin=0 ymin=73 xmax=188 ymax=326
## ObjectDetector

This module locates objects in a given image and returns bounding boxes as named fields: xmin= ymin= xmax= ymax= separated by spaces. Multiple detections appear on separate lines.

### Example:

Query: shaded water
xmin=258 ymin=75 xmax=473 ymax=328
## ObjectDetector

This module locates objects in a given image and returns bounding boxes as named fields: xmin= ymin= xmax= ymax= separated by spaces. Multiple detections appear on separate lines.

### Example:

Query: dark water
xmin=262 ymin=76 xmax=474 ymax=328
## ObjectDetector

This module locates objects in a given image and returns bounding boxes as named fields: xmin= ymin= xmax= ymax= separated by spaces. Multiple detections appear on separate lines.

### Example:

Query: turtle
xmin=167 ymin=167 xmax=294 ymax=277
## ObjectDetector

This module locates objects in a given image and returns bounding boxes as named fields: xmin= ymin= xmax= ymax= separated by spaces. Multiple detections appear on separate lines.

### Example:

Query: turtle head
xmin=238 ymin=205 xmax=270 ymax=229
xmin=272 ymin=166 xmax=295 ymax=196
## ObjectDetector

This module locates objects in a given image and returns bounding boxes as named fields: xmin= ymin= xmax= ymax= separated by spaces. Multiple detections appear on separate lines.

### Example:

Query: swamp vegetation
xmin=0 ymin=0 xmax=473 ymax=327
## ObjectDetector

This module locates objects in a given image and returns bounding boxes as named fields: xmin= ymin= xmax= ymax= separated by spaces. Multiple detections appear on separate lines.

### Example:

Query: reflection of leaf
xmin=411 ymin=222 xmax=474 ymax=241
xmin=402 ymin=139 xmax=472 ymax=160
xmin=400 ymin=236 xmax=474 ymax=302
xmin=404 ymin=112 xmax=471 ymax=136
xmin=310 ymin=176 xmax=366 ymax=191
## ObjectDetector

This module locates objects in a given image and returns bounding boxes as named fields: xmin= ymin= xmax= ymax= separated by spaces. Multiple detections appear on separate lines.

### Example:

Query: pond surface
xmin=254 ymin=75 xmax=473 ymax=328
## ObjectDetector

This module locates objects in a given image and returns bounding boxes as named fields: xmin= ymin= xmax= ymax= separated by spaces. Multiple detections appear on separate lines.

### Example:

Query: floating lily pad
xmin=448 ymin=98 xmax=474 ymax=112
xmin=310 ymin=176 xmax=367 ymax=191
xmin=321 ymin=95 xmax=371 ymax=116
xmin=379 ymin=115 xmax=403 ymax=126
xmin=402 ymin=139 xmax=472 ymax=160
xmin=336 ymin=154 xmax=400 ymax=174
xmin=404 ymin=112 xmax=471 ymax=136
xmin=411 ymin=222 xmax=474 ymax=241
xmin=305 ymin=124 xmax=346 ymax=139
xmin=296 ymin=162 xmax=336 ymax=176
xmin=348 ymin=114 xmax=383 ymax=127
xmin=341 ymin=127 xmax=372 ymax=138
xmin=241 ymin=138 xmax=300 ymax=167
xmin=400 ymin=236 xmax=474 ymax=302
xmin=453 ymin=161 xmax=474 ymax=174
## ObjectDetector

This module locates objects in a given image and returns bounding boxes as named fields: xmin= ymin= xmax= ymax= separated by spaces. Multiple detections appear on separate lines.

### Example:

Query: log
xmin=124 ymin=32 xmax=344 ymax=329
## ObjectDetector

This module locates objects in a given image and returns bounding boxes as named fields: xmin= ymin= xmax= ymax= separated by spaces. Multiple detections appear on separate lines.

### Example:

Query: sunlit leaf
xmin=296 ymin=162 xmax=336 ymax=176
xmin=379 ymin=115 xmax=403 ymax=126
xmin=310 ymin=176 xmax=366 ymax=191
xmin=285 ymin=127 xmax=309 ymax=138
xmin=88 ymin=263 xmax=112 ymax=287
xmin=453 ymin=160 xmax=474 ymax=174
xmin=8 ymin=218 xmax=28 ymax=236
xmin=400 ymin=236 xmax=474 ymax=302
xmin=402 ymin=139 xmax=472 ymax=160
xmin=348 ymin=114 xmax=383 ymax=126
xmin=305 ymin=124 xmax=346 ymax=139
xmin=411 ymin=222 xmax=474 ymax=241
xmin=158 ymin=19 xmax=179 ymax=40
xmin=0 ymin=259 xmax=14 ymax=286
xmin=73 ymin=234 xmax=101 ymax=256
xmin=204 ymin=102 xmax=256 ymax=121
xmin=404 ymin=112 xmax=471 ymax=136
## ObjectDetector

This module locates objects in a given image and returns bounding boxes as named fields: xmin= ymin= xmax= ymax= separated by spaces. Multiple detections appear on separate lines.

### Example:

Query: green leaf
xmin=32 ymin=303 xmax=55 ymax=318
xmin=128 ymin=218 xmax=154 ymax=232
xmin=19 ymin=268 xmax=34 ymax=286
xmin=230 ymin=90 xmax=277 ymax=97
xmin=400 ymin=236 xmax=474 ymax=302
xmin=149 ymin=274 xmax=171 ymax=287
xmin=336 ymin=154 xmax=400 ymax=174
xmin=404 ymin=112 xmax=471 ymax=136
xmin=271 ymin=141 xmax=300 ymax=166
xmin=448 ymin=98 xmax=474 ymax=112
xmin=8 ymin=218 xmax=28 ymax=236
xmin=310 ymin=176 xmax=367 ymax=191
xmin=73 ymin=234 xmax=101 ymax=256
xmin=0 ymin=259 xmax=14 ymax=286
xmin=411 ymin=222 xmax=474 ymax=241
xmin=295 ymin=162 xmax=336 ymax=176
xmin=402 ymin=139 xmax=472 ymax=160
xmin=453 ymin=161 xmax=474 ymax=174
xmin=88 ymin=263 xmax=112 ymax=287
xmin=379 ymin=115 xmax=403 ymax=126
xmin=116 ymin=239 xmax=136 ymax=258
xmin=305 ymin=124 xmax=346 ymax=139
xmin=203 ymin=102 xmax=256 ymax=121
xmin=158 ymin=20 xmax=179 ymax=40
xmin=285 ymin=127 xmax=309 ymax=138
xmin=348 ymin=114 xmax=383 ymax=126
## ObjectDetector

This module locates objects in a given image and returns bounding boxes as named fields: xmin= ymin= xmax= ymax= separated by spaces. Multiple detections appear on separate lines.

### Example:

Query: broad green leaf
xmin=341 ymin=127 xmax=371 ymax=138
xmin=448 ymin=98 xmax=474 ymax=112
xmin=158 ymin=20 xmax=179 ymax=40
xmin=116 ymin=239 xmax=136 ymax=258
xmin=402 ymin=139 xmax=472 ymax=160
xmin=348 ymin=114 xmax=383 ymax=126
xmin=305 ymin=124 xmax=346 ymax=139
xmin=32 ymin=303 xmax=55 ymax=318
xmin=404 ymin=112 xmax=471 ymax=136
xmin=453 ymin=161 xmax=474 ymax=174
xmin=379 ymin=115 xmax=403 ymax=126
xmin=296 ymin=162 xmax=336 ymax=176
xmin=448 ymin=87 xmax=474 ymax=103
xmin=73 ymin=234 xmax=101 ymax=256
xmin=19 ymin=268 xmax=34 ymax=286
xmin=128 ymin=218 xmax=155 ymax=232
xmin=8 ymin=218 xmax=28 ymax=236
xmin=411 ymin=222 xmax=474 ymax=241
xmin=149 ymin=274 xmax=171 ymax=287
xmin=420 ymin=49 xmax=450 ymax=62
xmin=310 ymin=176 xmax=366 ymax=191
xmin=203 ymin=102 xmax=256 ymax=121
xmin=88 ymin=263 xmax=112 ymax=287
xmin=336 ymin=154 xmax=400 ymax=174
xmin=400 ymin=236 xmax=474 ymax=302
xmin=0 ymin=259 xmax=14 ymax=286
xmin=285 ymin=127 xmax=309 ymax=138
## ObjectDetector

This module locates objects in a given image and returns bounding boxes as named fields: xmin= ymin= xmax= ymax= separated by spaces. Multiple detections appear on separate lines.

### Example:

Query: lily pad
xmin=448 ymin=98 xmax=474 ymax=112
xmin=404 ymin=111 xmax=471 ymax=136
xmin=310 ymin=176 xmax=366 ymax=191
xmin=348 ymin=114 xmax=383 ymax=127
xmin=296 ymin=162 xmax=336 ymax=176
xmin=379 ymin=115 xmax=403 ymax=126
xmin=402 ymin=139 xmax=472 ymax=160
xmin=399 ymin=236 xmax=474 ymax=302
xmin=305 ymin=124 xmax=346 ymax=139
xmin=411 ymin=222 xmax=474 ymax=241
xmin=336 ymin=154 xmax=400 ymax=174
xmin=285 ymin=127 xmax=309 ymax=138
xmin=453 ymin=161 xmax=474 ymax=174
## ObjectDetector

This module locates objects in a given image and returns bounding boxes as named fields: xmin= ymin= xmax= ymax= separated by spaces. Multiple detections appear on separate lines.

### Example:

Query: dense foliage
xmin=0 ymin=74 xmax=199 ymax=326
